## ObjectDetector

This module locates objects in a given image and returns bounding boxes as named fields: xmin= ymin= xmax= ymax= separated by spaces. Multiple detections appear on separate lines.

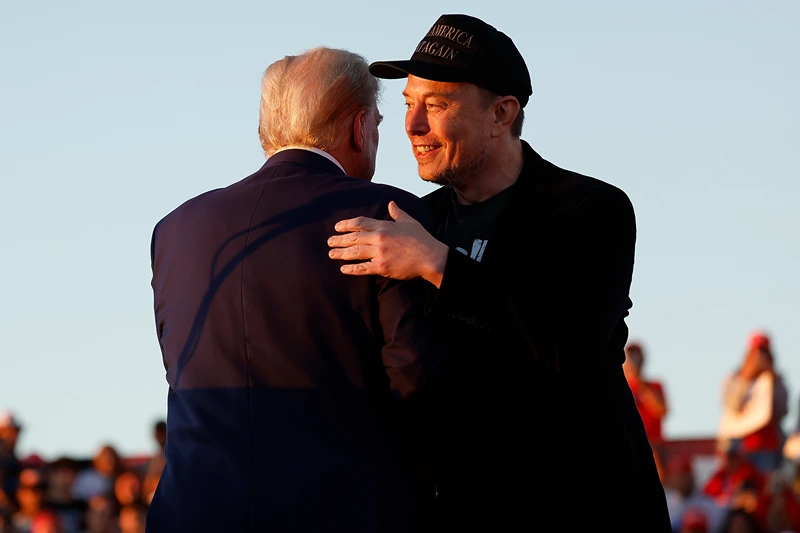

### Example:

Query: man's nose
xmin=405 ymin=106 xmax=430 ymax=137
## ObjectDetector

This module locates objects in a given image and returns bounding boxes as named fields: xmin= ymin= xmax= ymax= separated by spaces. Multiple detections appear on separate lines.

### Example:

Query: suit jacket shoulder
xmin=521 ymin=142 xmax=633 ymax=219
xmin=365 ymin=182 xmax=432 ymax=230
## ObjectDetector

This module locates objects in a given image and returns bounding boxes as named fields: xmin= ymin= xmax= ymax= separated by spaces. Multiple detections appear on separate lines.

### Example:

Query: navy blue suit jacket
xmin=147 ymin=150 xmax=444 ymax=533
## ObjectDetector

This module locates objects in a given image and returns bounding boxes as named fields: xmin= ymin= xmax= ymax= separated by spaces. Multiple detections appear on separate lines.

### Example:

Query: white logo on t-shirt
xmin=455 ymin=239 xmax=488 ymax=262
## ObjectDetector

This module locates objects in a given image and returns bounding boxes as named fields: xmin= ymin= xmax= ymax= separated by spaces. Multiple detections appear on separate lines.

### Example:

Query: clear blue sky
xmin=1 ymin=0 xmax=798 ymax=459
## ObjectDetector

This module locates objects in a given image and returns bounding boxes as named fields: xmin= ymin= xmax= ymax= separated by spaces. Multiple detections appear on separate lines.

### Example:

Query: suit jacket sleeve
xmin=150 ymin=221 xmax=167 ymax=361
xmin=427 ymin=187 xmax=636 ymax=375
xmin=375 ymin=195 xmax=447 ymax=399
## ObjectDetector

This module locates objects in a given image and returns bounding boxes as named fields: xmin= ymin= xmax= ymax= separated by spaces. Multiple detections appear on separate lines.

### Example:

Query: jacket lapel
xmin=479 ymin=141 xmax=552 ymax=266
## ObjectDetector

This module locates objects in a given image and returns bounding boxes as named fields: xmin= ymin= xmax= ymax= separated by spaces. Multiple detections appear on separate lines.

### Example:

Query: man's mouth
xmin=414 ymin=145 xmax=441 ymax=156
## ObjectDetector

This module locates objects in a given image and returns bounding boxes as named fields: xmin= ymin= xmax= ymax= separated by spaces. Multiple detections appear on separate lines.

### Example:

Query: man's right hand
xmin=327 ymin=201 xmax=448 ymax=288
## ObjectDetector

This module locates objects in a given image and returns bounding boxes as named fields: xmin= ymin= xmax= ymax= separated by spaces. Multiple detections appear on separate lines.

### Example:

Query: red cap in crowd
xmin=681 ymin=507 xmax=709 ymax=532
xmin=22 ymin=453 xmax=46 ymax=469
xmin=748 ymin=330 xmax=770 ymax=351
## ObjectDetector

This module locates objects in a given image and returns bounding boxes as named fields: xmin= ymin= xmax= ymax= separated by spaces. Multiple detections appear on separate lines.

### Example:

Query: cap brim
xmin=369 ymin=60 xmax=472 ymax=83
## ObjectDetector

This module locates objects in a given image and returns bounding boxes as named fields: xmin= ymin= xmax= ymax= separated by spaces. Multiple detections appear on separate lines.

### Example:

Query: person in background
xmin=112 ymin=471 xmax=142 ymax=509
xmin=71 ymin=445 xmax=122 ymax=503
xmin=42 ymin=457 xmax=85 ymax=533
xmin=0 ymin=513 xmax=14 ymax=533
xmin=0 ymin=467 xmax=15 ymax=525
xmin=78 ymin=495 xmax=116 ymax=533
xmin=118 ymin=502 xmax=146 ymax=533
xmin=141 ymin=421 xmax=165 ymax=505
xmin=718 ymin=508 xmax=766 ymax=533
xmin=624 ymin=342 xmax=669 ymax=472
xmin=753 ymin=471 xmax=800 ymax=533
xmin=30 ymin=510 xmax=64 ymax=533
xmin=0 ymin=412 xmax=23 ymax=499
xmin=664 ymin=454 xmax=725 ymax=533
xmin=704 ymin=441 xmax=766 ymax=508
xmin=13 ymin=468 xmax=47 ymax=533
xmin=730 ymin=478 xmax=763 ymax=521
xmin=718 ymin=331 xmax=788 ymax=473
xmin=679 ymin=507 xmax=710 ymax=533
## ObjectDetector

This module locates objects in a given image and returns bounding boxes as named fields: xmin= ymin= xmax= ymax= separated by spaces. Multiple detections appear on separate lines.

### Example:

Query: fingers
xmin=388 ymin=201 xmax=413 ymax=223
xmin=327 ymin=244 xmax=374 ymax=261
xmin=327 ymin=232 xmax=360 ymax=249
xmin=339 ymin=262 xmax=377 ymax=276
xmin=334 ymin=216 xmax=381 ymax=233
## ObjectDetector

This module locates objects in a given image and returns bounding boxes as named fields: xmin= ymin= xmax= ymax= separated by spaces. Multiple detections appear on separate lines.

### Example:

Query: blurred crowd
xmin=0 ymin=419 xmax=165 ymax=533
xmin=628 ymin=330 xmax=800 ymax=533
xmin=1 ymin=330 xmax=798 ymax=533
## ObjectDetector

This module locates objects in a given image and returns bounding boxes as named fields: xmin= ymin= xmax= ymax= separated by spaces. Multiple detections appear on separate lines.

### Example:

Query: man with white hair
xmin=148 ymin=47 xmax=445 ymax=533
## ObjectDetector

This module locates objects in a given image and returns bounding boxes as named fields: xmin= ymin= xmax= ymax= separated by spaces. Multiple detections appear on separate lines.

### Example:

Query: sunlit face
xmin=0 ymin=426 xmax=19 ymax=453
xmin=17 ymin=469 xmax=45 ymax=512
xmin=49 ymin=468 xmax=72 ymax=490
xmin=732 ymin=489 xmax=759 ymax=513
xmin=403 ymin=75 xmax=494 ymax=187
xmin=114 ymin=472 xmax=141 ymax=505
xmin=622 ymin=348 xmax=643 ymax=379
xmin=16 ymin=485 xmax=44 ymax=512
xmin=94 ymin=447 xmax=118 ymax=477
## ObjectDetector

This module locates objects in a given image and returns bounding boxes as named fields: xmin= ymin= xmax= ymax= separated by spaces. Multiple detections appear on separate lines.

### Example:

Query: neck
xmin=329 ymin=146 xmax=356 ymax=176
xmin=329 ymin=143 xmax=368 ymax=180
xmin=453 ymin=138 xmax=524 ymax=205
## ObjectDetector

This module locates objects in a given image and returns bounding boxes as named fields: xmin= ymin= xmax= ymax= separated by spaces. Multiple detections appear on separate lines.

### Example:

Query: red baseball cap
xmin=681 ymin=507 xmax=709 ymax=532
xmin=748 ymin=331 xmax=770 ymax=351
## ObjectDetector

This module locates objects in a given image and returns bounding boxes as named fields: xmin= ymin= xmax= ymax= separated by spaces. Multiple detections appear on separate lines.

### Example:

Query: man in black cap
xmin=328 ymin=13 xmax=671 ymax=531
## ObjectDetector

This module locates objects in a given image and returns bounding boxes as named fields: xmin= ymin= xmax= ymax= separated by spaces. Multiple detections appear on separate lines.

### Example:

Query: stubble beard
xmin=421 ymin=145 xmax=490 ymax=189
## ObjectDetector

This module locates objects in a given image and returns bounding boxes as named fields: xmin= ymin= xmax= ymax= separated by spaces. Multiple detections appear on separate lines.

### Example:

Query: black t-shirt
xmin=436 ymin=185 xmax=514 ymax=263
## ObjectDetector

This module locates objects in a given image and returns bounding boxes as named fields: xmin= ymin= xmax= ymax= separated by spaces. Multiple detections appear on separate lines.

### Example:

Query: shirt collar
xmin=272 ymin=146 xmax=346 ymax=174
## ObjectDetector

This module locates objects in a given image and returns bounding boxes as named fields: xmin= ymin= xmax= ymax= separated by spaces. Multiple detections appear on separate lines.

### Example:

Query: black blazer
xmin=420 ymin=141 xmax=671 ymax=531
xmin=148 ymin=150 xmax=443 ymax=533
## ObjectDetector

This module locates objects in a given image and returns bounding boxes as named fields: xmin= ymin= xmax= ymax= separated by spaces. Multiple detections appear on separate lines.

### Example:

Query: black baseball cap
xmin=369 ymin=14 xmax=532 ymax=108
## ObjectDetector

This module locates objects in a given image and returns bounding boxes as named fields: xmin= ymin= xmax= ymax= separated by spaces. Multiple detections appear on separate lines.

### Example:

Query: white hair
xmin=258 ymin=47 xmax=380 ymax=156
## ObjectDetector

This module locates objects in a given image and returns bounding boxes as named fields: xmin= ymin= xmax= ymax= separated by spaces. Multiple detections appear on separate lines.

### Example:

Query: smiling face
xmin=403 ymin=75 xmax=495 ymax=187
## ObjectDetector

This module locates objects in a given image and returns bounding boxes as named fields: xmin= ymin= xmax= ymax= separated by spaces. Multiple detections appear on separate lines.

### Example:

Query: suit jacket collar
xmin=262 ymin=148 xmax=347 ymax=177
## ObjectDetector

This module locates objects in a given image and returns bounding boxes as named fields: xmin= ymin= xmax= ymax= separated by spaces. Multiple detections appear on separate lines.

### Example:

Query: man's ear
xmin=491 ymin=96 xmax=520 ymax=137
xmin=352 ymin=109 xmax=367 ymax=151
